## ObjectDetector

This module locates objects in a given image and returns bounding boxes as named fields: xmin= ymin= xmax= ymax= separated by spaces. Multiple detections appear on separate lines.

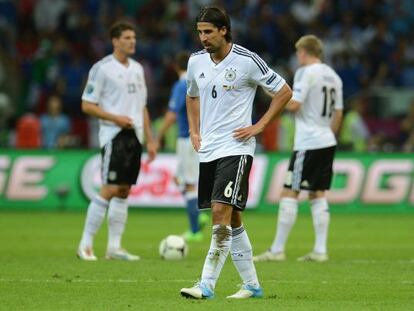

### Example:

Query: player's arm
xmin=143 ymin=106 xmax=157 ymax=162
xmin=81 ymin=100 xmax=133 ymax=128
xmin=186 ymin=95 xmax=201 ymax=151
xmin=331 ymin=109 xmax=343 ymax=135
xmin=234 ymin=83 xmax=292 ymax=140
xmin=156 ymin=110 xmax=176 ymax=148
xmin=284 ymin=99 xmax=301 ymax=112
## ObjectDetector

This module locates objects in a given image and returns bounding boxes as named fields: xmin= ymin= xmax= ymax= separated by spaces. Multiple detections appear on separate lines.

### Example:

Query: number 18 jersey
xmin=292 ymin=63 xmax=343 ymax=151
xmin=187 ymin=44 xmax=286 ymax=162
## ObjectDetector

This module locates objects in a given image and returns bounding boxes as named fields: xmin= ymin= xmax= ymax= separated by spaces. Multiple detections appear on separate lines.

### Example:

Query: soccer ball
xmin=159 ymin=235 xmax=188 ymax=260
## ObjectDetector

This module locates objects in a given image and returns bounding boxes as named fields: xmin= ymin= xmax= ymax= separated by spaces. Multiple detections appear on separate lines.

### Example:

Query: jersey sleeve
xmin=291 ymin=68 xmax=311 ymax=104
xmin=81 ymin=63 xmax=105 ymax=104
xmin=248 ymin=53 xmax=286 ymax=93
xmin=186 ymin=57 xmax=199 ymax=97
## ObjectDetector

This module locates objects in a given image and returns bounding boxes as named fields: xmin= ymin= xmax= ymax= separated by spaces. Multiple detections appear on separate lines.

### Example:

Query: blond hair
xmin=295 ymin=35 xmax=323 ymax=59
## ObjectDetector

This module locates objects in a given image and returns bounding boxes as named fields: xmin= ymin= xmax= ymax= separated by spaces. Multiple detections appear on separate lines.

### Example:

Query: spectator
xmin=40 ymin=95 xmax=71 ymax=149
xmin=15 ymin=112 xmax=41 ymax=148
xmin=340 ymin=98 xmax=370 ymax=151
xmin=400 ymin=99 xmax=414 ymax=149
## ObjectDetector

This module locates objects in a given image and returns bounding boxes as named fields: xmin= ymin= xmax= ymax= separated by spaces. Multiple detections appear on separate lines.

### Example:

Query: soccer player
xmin=77 ymin=21 xmax=156 ymax=261
xmin=180 ymin=7 xmax=292 ymax=299
xmin=254 ymin=35 xmax=343 ymax=263
xmin=156 ymin=51 xmax=207 ymax=242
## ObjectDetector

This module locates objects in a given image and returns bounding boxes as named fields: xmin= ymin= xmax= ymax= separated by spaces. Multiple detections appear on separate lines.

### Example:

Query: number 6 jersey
xmin=186 ymin=44 xmax=286 ymax=162
xmin=291 ymin=63 xmax=343 ymax=151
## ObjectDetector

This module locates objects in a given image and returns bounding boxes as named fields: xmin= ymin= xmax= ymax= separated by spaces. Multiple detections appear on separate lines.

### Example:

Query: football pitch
xmin=0 ymin=210 xmax=413 ymax=310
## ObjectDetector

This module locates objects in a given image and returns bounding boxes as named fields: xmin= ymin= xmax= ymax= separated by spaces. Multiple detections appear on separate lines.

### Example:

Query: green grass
xmin=0 ymin=211 xmax=413 ymax=310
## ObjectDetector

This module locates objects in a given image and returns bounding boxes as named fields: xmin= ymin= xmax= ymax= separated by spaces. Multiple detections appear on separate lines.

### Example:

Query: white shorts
xmin=176 ymin=137 xmax=199 ymax=190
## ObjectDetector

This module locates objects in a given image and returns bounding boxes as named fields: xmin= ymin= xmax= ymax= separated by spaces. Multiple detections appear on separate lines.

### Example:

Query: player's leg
xmin=78 ymin=141 xmax=115 ymax=260
xmin=105 ymin=129 xmax=141 ymax=261
xmin=77 ymin=190 xmax=110 ymax=260
xmin=254 ymin=151 xmax=303 ymax=262
xmin=228 ymin=210 xmax=263 ymax=299
xmin=255 ymin=189 xmax=299 ymax=261
xmin=182 ymin=183 xmax=202 ymax=241
xmin=297 ymin=146 xmax=335 ymax=262
xmin=297 ymin=190 xmax=329 ymax=262
xmin=181 ymin=202 xmax=232 ymax=299
xmin=181 ymin=159 xmax=220 ymax=299
xmin=177 ymin=138 xmax=203 ymax=241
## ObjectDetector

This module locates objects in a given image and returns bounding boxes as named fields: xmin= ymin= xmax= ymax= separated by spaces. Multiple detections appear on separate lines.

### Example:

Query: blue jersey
xmin=168 ymin=76 xmax=189 ymax=138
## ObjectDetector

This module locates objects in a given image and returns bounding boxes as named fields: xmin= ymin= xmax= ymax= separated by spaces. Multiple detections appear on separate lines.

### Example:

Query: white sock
xmin=107 ymin=197 xmax=128 ymax=251
xmin=79 ymin=195 xmax=108 ymax=249
xmin=311 ymin=198 xmax=330 ymax=254
xmin=270 ymin=197 xmax=298 ymax=253
xmin=231 ymin=225 xmax=260 ymax=288
xmin=201 ymin=224 xmax=232 ymax=291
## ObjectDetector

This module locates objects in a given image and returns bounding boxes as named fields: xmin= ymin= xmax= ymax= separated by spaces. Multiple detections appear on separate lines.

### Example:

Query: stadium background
xmin=0 ymin=0 xmax=413 ymax=212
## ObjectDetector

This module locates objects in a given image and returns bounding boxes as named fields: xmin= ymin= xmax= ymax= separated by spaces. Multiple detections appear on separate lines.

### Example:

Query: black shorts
xmin=198 ymin=155 xmax=253 ymax=211
xmin=101 ymin=129 xmax=142 ymax=185
xmin=284 ymin=146 xmax=336 ymax=191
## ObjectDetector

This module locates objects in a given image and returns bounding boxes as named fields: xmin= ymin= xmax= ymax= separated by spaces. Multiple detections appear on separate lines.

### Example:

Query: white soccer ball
xmin=159 ymin=235 xmax=188 ymax=260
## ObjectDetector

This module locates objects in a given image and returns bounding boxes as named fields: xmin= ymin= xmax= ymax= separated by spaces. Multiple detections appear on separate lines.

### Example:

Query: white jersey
xmin=82 ymin=54 xmax=147 ymax=147
xmin=187 ymin=44 xmax=286 ymax=162
xmin=291 ymin=63 xmax=343 ymax=150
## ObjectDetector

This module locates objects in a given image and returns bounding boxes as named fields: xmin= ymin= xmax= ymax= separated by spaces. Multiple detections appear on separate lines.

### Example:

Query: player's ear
xmin=112 ymin=37 xmax=118 ymax=48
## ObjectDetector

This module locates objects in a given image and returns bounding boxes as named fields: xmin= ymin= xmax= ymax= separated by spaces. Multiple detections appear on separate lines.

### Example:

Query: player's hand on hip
xmin=190 ymin=133 xmax=201 ymax=152
xmin=233 ymin=124 xmax=261 ymax=141
xmin=114 ymin=116 xmax=134 ymax=128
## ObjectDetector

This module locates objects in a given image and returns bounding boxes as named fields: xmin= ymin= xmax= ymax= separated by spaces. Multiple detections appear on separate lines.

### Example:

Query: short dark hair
xmin=109 ymin=21 xmax=136 ymax=39
xmin=175 ymin=51 xmax=190 ymax=71
xmin=196 ymin=6 xmax=232 ymax=42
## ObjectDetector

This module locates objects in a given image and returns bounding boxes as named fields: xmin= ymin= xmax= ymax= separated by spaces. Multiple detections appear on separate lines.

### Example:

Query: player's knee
xmin=212 ymin=206 xmax=232 ymax=225
xmin=116 ymin=185 xmax=130 ymax=198
xmin=231 ymin=211 xmax=242 ymax=228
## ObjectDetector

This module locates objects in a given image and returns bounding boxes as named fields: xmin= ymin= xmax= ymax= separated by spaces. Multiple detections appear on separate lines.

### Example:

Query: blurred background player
xmin=40 ymin=95 xmax=71 ymax=149
xmin=77 ymin=21 xmax=156 ymax=261
xmin=254 ymin=35 xmax=343 ymax=263
xmin=180 ymin=7 xmax=292 ymax=299
xmin=156 ymin=51 xmax=208 ymax=242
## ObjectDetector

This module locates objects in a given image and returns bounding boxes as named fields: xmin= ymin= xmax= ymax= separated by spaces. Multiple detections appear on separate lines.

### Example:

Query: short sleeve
xmin=82 ymin=64 xmax=105 ymax=104
xmin=248 ymin=53 xmax=286 ymax=93
xmin=291 ymin=68 xmax=311 ymax=104
xmin=186 ymin=57 xmax=199 ymax=97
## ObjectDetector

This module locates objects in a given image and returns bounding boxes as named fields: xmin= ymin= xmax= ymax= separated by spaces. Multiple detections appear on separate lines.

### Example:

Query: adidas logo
xmin=301 ymin=180 xmax=309 ymax=187
xmin=199 ymin=72 xmax=205 ymax=79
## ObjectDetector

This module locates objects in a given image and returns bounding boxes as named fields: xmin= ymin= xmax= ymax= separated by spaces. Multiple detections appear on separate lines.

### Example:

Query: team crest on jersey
xmin=224 ymin=68 xmax=236 ymax=82
xmin=85 ymin=84 xmax=94 ymax=94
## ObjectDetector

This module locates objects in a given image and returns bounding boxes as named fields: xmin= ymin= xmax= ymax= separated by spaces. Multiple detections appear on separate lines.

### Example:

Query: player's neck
xmin=113 ymin=51 xmax=130 ymax=66
xmin=304 ymin=57 xmax=321 ymax=66
xmin=211 ymin=42 xmax=232 ymax=64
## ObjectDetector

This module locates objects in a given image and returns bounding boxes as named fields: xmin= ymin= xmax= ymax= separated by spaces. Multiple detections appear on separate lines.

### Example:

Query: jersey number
xmin=224 ymin=181 xmax=233 ymax=198
xmin=321 ymin=86 xmax=335 ymax=117
xmin=211 ymin=85 xmax=217 ymax=98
